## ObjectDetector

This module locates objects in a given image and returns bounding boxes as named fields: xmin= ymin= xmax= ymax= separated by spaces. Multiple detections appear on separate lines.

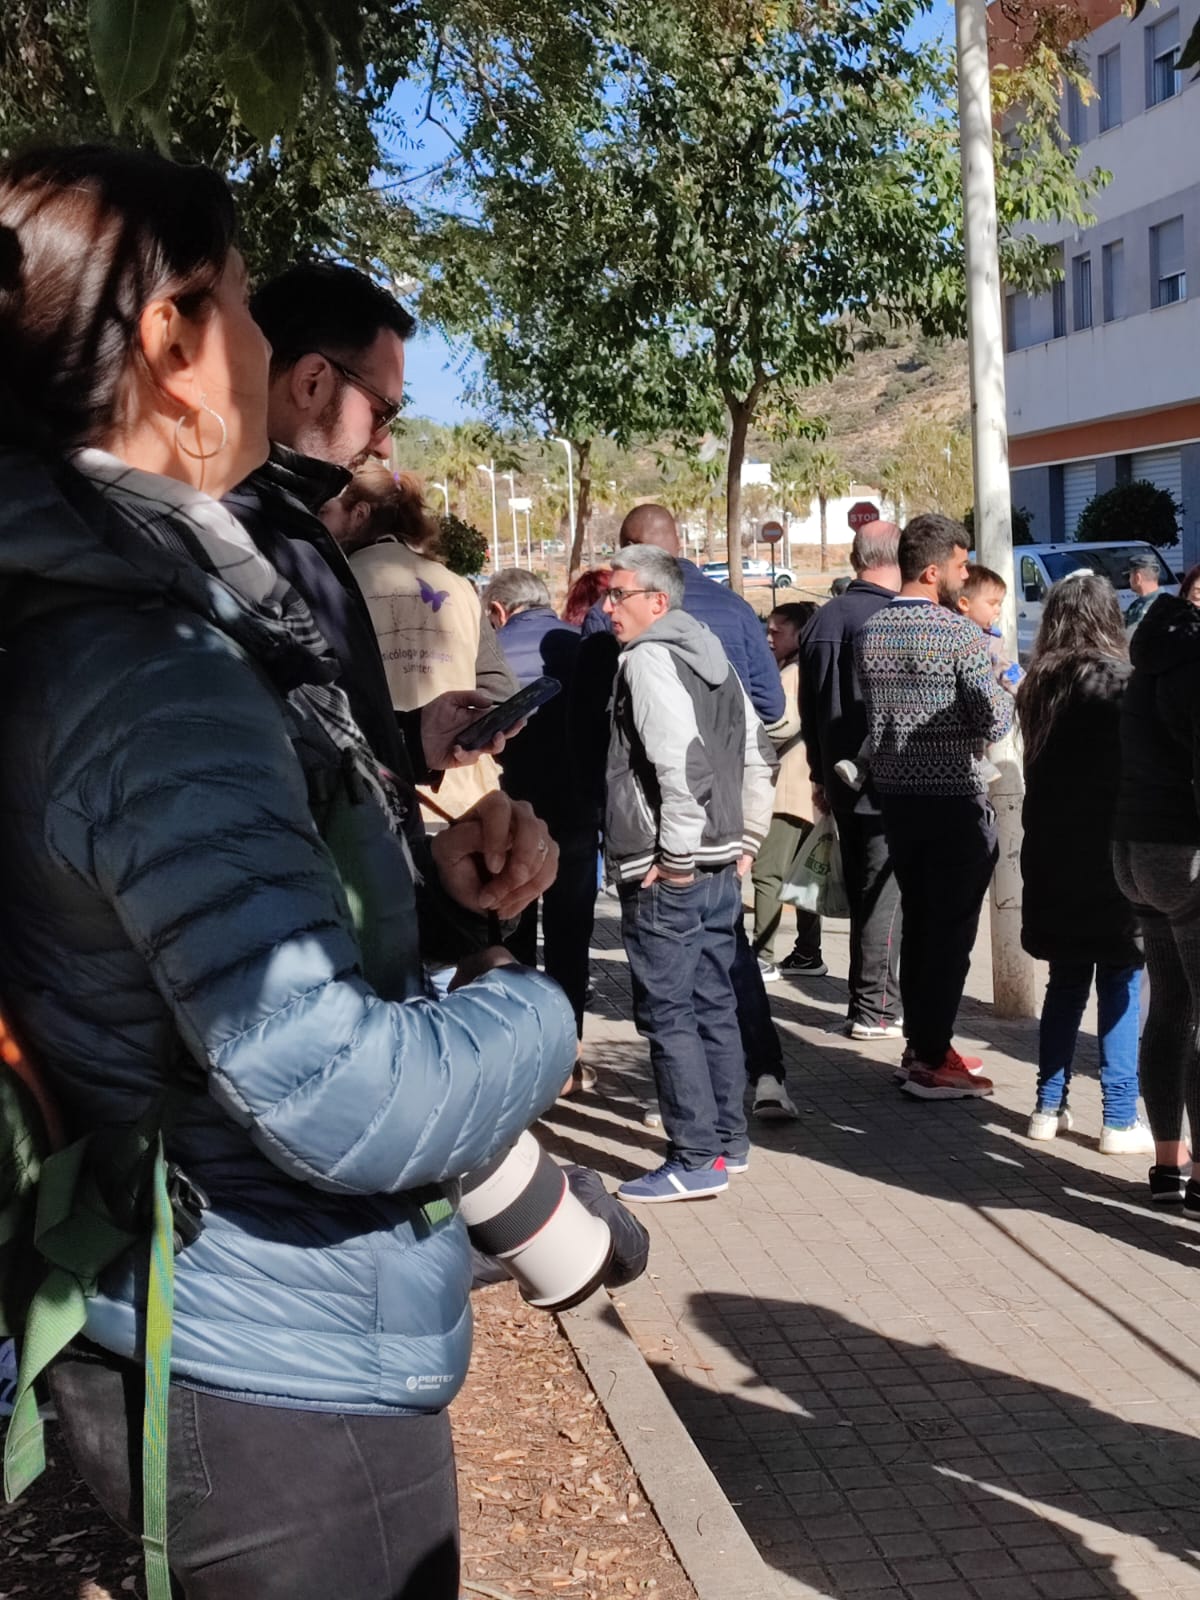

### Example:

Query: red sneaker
xmin=901 ymin=1049 xmax=994 ymax=1100
xmin=893 ymin=1045 xmax=984 ymax=1084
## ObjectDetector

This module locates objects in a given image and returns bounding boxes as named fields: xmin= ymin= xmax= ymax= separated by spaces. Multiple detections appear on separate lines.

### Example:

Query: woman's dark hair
xmin=1015 ymin=573 xmax=1128 ymax=766
xmin=0 ymin=144 xmax=236 ymax=454
xmin=563 ymin=567 xmax=612 ymax=625
xmin=1179 ymin=562 xmax=1200 ymax=604
xmin=343 ymin=462 xmax=444 ymax=560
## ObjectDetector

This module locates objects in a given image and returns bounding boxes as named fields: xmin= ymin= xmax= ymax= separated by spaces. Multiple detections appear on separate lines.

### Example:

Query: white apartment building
xmin=1001 ymin=0 xmax=1200 ymax=565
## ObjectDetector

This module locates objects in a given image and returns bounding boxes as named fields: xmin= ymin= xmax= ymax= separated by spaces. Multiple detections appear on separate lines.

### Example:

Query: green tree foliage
xmin=1 ymin=1 xmax=421 ymax=278
xmin=417 ymin=1 xmax=1100 ymax=593
xmin=775 ymin=442 xmax=851 ymax=573
xmin=964 ymin=504 xmax=1034 ymax=547
xmin=880 ymin=419 xmax=974 ymax=524
xmin=415 ymin=0 xmax=701 ymax=574
xmin=437 ymin=509 xmax=489 ymax=575
xmin=1074 ymin=481 xmax=1181 ymax=549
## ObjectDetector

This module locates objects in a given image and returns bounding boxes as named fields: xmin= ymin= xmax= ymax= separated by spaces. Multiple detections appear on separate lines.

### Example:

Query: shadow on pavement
xmin=658 ymin=1291 xmax=1200 ymax=1599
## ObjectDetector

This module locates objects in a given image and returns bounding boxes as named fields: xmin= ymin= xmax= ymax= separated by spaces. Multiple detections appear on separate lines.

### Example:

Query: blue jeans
xmin=620 ymin=865 xmax=747 ymax=1167
xmin=731 ymin=917 xmax=784 ymax=1086
xmin=1036 ymin=959 xmax=1141 ymax=1128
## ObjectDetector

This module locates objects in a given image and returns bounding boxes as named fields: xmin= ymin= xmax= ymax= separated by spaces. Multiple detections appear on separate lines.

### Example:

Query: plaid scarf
xmin=72 ymin=449 xmax=406 ymax=832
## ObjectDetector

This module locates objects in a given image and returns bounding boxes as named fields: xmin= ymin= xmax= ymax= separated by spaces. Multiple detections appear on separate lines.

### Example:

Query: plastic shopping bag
xmin=779 ymin=814 xmax=850 ymax=919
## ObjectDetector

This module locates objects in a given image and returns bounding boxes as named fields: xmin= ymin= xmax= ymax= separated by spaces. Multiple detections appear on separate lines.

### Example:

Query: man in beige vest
xmin=751 ymin=602 xmax=825 ymax=982
xmin=326 ymin=463 xmax=515 ymax=820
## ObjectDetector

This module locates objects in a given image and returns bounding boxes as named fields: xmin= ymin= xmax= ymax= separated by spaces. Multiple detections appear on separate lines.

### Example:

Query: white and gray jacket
xmin=605 ymin=610 xmax=777 ymax=884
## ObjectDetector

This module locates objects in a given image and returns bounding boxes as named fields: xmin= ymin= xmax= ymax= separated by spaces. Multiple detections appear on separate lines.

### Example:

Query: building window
xmin=1064 ymin=80 xmax=1086 ymax=144
xmin=1072 ymin=254 xmax=1093 ymax=330
xmin=1151 ymin=217 xmax=1186 ymax=306
xmin=1102 ymin=239 xmax=1125 ymax=321
xmin=1098 ymin=46 xmax=1122 ymax=130
xmin=1006 ymin=292 xmax=1034 ymax=352
xmin=1051 ymin=254 xmax=1067 ymax=339
xmin=1147 ymin=12 xmax=1181 ymax=107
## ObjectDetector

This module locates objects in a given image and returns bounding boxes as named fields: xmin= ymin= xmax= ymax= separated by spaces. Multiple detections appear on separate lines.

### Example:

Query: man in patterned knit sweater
xmin=855 ymin=515 xmax=1013 ymax=1100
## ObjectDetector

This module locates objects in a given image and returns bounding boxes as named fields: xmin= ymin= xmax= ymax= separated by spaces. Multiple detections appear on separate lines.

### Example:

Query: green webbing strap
xmin=3 ymin=1132 xmax=126 ymax=1501
xmin=140 ymin=1141 xmax=175 ymax=1600
xmin=3 ymin=1266 xmax=88 ymax=1498
xmin=3 ymin=1122 xmax=177 ymax=1600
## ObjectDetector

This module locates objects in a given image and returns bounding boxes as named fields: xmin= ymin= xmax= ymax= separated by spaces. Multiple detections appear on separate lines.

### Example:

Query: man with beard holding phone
xmin=855 ymin=515 xmax=1012 ymax=1102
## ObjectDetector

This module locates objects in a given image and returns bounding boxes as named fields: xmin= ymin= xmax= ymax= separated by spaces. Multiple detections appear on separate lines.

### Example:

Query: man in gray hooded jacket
xmin=604 ymin=546 xmax=776 ymax=1202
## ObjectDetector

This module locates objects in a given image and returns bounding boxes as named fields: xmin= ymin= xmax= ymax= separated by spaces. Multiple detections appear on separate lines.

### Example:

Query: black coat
xmin=1114 ymin=594 xmax=1200 ymax=845
xmin=798 ymin=578 xmax=896 ymax=815
xmin=1020 ymin=655 xmax=1142 ymax=968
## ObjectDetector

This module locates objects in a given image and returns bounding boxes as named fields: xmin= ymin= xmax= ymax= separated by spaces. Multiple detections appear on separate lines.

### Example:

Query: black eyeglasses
xmin=607 ymin=587 xmax=664 ymax=606
xmin=320 ymin=354 xmax=402 ymax=432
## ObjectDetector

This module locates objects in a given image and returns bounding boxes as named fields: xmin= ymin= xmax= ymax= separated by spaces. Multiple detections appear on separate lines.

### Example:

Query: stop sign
xmin=760 ymin=520 xmax=785 ymax=544
xmin=847 ymin=500 xmax=879 ymax=531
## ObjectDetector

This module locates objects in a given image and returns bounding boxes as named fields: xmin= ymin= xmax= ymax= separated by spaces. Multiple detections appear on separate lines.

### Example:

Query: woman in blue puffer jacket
xmin=0 ymin=146 xmax=575 ymax=1599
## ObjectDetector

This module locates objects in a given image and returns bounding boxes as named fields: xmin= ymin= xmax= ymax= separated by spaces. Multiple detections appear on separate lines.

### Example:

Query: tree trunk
xmin=725 ymin=402 xmax=751 ymax=597
xmin=819 ymin=492 xmax=829 ymax=572
xmin=567 ymin=438 xmax=592 ymax=578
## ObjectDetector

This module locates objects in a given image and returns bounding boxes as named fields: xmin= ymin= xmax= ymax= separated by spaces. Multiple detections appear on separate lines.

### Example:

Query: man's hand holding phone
xmin=421 ymin=690 xmax=523 ymax=770
xmin=422 ymin=678 xmax=560 ymax=770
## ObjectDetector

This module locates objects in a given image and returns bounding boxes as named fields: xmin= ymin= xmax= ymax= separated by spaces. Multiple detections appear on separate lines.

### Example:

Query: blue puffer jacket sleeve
xmin=47 ymin=616 xmax=576 ymax=1196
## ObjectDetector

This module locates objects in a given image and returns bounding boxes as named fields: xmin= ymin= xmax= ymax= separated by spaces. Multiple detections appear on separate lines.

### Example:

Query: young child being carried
xmin=834 ymin=563 xmax=1022 ymax=792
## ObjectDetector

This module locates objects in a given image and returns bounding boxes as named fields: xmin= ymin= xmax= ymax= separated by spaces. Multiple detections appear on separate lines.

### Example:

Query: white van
xmin=1013 ymin=542 xmax=1179 ymax=658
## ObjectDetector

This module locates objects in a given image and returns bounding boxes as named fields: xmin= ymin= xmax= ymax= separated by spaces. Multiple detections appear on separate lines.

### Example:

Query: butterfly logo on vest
xmin=418 ymin=578 xmax=450 ymax=613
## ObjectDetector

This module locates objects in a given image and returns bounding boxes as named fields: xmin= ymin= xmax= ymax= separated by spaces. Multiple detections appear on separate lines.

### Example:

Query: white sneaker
xmin=1098 ymin=1118 xmax=1155 ymax=1156
xmin=849 ymin=1020 xmax=904 ymax=1040
xmin=758 ymin=959 xmax=781 ymax=983
xmin=1027 ymin=1107 xmax=1073 ymax=1141
xmin=753 ymin=1074 xmax=798 ymax=1121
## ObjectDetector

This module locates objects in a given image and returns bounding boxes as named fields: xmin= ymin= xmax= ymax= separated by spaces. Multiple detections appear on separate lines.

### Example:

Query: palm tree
xmin=427 ymin=422 xmax=501 ymax=515
xmin=775 ymin=442 xmax=850 ymax=572
xmin=659 ymin=452 xmax=725 ymax=558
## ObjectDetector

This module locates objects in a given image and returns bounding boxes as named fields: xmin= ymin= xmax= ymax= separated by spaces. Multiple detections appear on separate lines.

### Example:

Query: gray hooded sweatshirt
xmin=605 ymin=608 xmax=777 ymax=884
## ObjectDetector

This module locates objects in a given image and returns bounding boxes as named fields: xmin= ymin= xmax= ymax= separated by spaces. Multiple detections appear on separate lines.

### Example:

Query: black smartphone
xmin=454 ymin=676 xmax=561 ymax=752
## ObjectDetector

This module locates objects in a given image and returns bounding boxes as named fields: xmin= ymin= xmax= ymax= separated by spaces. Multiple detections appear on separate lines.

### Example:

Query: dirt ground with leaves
xmin=0 ymin=1282 xmax=696 ymax=1600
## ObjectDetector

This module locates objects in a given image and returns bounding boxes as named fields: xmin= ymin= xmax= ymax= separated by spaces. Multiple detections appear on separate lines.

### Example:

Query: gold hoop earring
xmin=174 ymin=393 xmax=228 ymax=461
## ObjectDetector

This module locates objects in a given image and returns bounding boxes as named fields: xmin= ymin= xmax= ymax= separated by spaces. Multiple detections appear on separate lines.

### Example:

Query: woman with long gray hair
xmin=1016 ymin=575 xmax=1150 ymax=1155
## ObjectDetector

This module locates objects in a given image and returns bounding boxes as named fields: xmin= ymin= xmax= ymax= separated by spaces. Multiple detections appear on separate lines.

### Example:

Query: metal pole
xmin=431 ymin=480 xmax=450 ymax=513
xmin=524 ymin=508 xmax=532 ymax=567
xmin=478 ymin=461 xmax=500 ymax=570
xmin=553 ymin=438 xmax=576 ymax=563
xmin=770 ymin=544 xmax=777 ymax=608
xmin=504 ymin=471 xmax=519 ymax=565
xmin=957 ymin=0 xmax=1036 ymax=1018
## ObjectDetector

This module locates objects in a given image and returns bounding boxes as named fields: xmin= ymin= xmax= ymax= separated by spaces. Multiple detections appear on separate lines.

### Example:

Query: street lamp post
xmin=430 ymin=480 xmax=450 ymax=514
xmin=523 ymin=507 xmax=533 ymax=567
xmin=504 ymin=471 xmax=520 ymax=566
xmin=956 ymin=0 xmax=1035 ymax=1018
xmin=551 ymin=437 xmax=576 ymax=567
xmin=476 ymin=462 xmax=500 ymax=570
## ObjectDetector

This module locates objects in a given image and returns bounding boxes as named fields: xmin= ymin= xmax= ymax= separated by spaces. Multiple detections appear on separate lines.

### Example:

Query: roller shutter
xmin=1063 ymin=460 xmax=1097 ymax=538
xmin=1130 ymin=449 xmax=1182 ymax=539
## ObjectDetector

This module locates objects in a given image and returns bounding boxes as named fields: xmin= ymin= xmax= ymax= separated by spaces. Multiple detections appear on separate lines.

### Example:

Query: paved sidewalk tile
xmin=540 ymin=903 xmax=1200 ymax=1600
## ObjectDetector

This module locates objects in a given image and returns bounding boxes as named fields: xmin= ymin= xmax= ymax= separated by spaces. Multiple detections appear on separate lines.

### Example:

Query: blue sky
xmin=395 ymin=2 xmax=955 ymax=424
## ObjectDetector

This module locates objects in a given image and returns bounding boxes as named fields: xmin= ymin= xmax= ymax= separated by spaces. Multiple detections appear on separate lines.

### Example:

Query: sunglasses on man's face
xmin=320 ymin=355 xmax=402 ymax=432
